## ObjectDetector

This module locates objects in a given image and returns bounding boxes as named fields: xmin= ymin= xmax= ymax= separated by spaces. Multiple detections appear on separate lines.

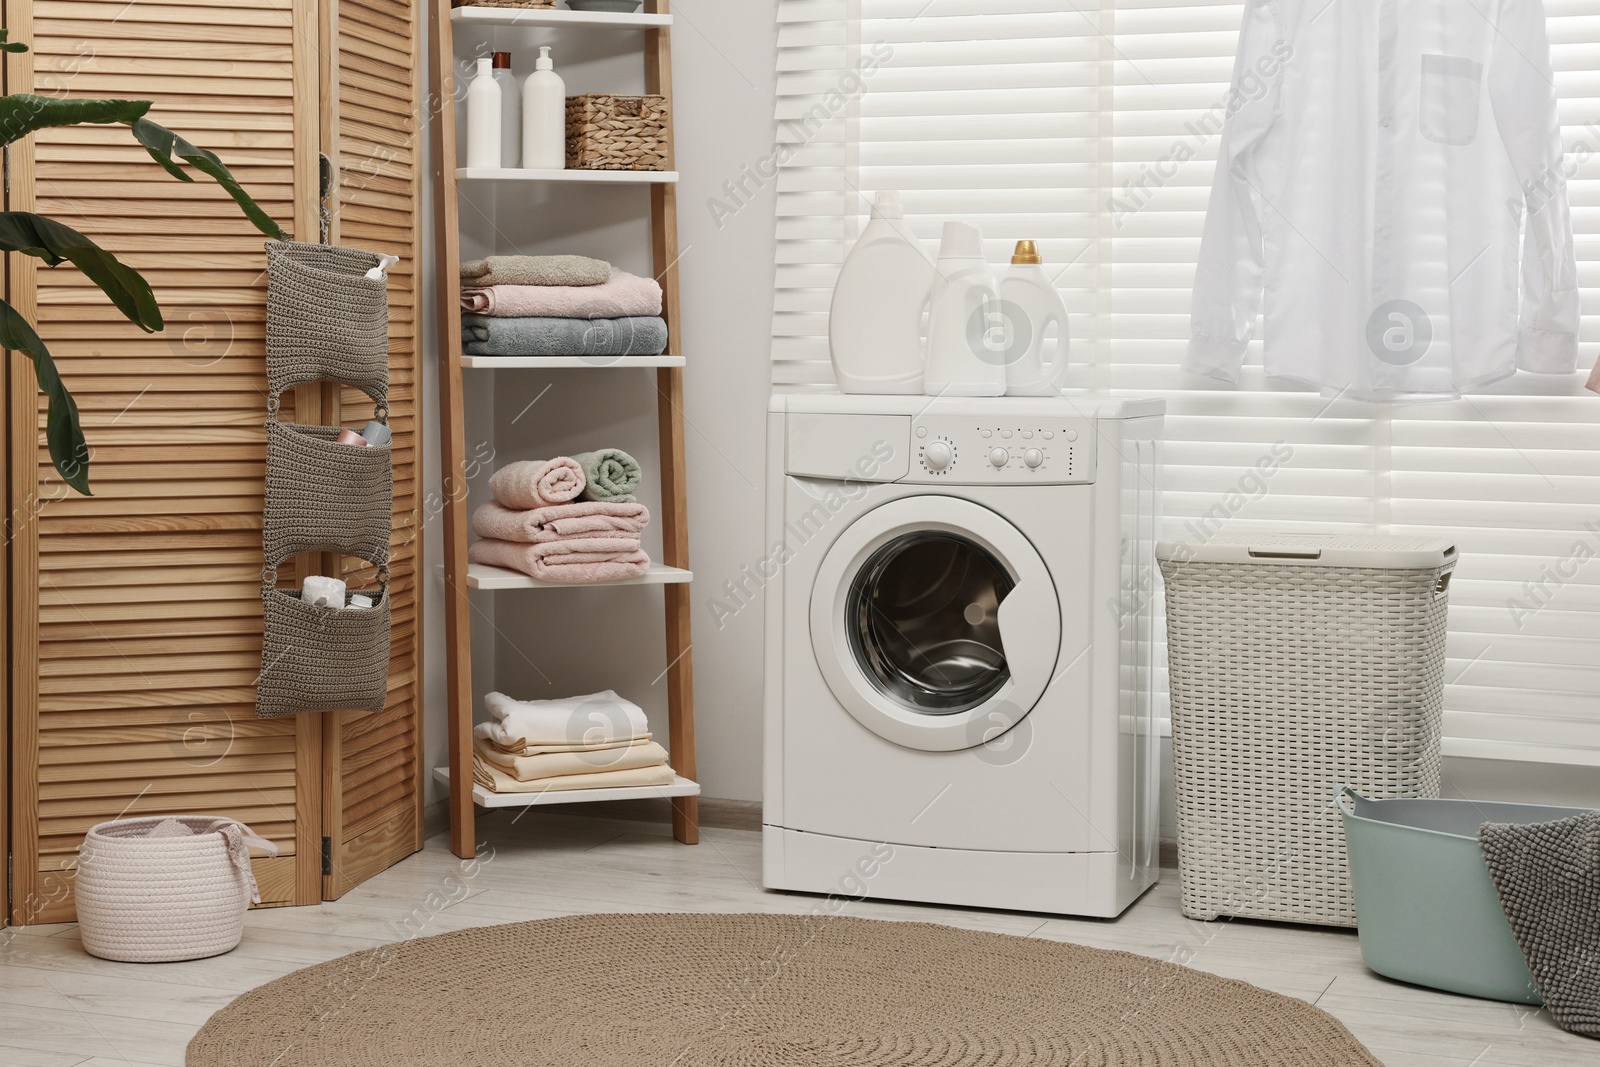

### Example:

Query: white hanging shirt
xmin=1186 ymin=0 xmax=1580 ymax=401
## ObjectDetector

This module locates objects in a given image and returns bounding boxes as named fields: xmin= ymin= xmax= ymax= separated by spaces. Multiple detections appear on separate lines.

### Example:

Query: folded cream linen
xmin=473 ymin=736 xmax=668 ymax=782
xmin=473 ymin=721 xmax=650 ymax=756
xmin=469 ymin=536 xmax=650 ymax=584
xmin=459 ymin=269 xmax=663 ymax=319
xmin=460 ymin=255 xmax=610 ymax=288
xmin=479 ymin=689 xmax=650 ymax=748
xmin=473 ymin=757 xmax=677 ymax=794
xmin=471 ymin=500 xmax=649 ymax=544
xmin=489 ymin=458 xmax=586 ymax=510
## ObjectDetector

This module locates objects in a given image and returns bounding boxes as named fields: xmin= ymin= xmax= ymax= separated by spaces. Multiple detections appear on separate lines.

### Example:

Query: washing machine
xmin=762 ymin=391 xmax=1163 ymax=917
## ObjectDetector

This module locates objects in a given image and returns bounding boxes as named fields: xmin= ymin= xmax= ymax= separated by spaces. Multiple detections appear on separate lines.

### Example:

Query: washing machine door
xmin=809 ymin=495 xmax=1060 ymax=752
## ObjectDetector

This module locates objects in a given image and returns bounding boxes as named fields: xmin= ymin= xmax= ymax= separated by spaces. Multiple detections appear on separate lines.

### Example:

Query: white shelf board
xmin=434 ymin=767 xmax=700 ymax=809
xmin=466 ymin=562 xmax=692 ymax=590
xmin=456 ymin=167 xmax=678 ymax=184
xmin=462 ymin=354 xmax=684 ymax=369
xmin=451 ymin=6 xmax=672 ymax=30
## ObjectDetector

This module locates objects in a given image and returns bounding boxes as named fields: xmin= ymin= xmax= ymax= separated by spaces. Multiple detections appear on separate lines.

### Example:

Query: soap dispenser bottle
xmin=465 ymin=57 xmax=502 ymax=170
xmin=828 ymin=191 xmax=937 ymax=394
xmin=924 ymin=221 xmax=1004 ymax=397
xmin=492 ymin=52 xmax=520 ymax=170
xmin=521 ymin=46 xmax=566 ymax=170
xmin=1000 ymin=240 xmax=1072 ymax=395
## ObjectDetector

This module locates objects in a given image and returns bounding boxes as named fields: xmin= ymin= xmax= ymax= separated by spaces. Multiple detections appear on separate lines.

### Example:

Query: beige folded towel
xmin=489 ymin=458 xmax=586 ymax=510
xmin=460 ymin=255 xmax=611 ymax=287
xmin=474 ymin=721 xmax=651 ymax=756
xmin=471 ymin=500 xmax=649 ymax=544
xmin=470 ymin=536 xmax=650 ymax=583
xmin=473 ymin=757 xmax=677 ymax=794
xmin=474 ymin=736 xmax=668 ymax=782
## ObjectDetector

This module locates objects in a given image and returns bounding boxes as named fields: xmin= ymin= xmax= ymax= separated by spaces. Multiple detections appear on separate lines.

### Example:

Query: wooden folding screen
xmin=3 ymin=0 xmax=423 ymax=923
xmin=320 ymin=0 xmax=425 ymax=899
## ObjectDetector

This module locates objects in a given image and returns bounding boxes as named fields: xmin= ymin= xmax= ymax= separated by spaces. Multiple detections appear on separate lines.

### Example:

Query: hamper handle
xmin=1335 ymin=785 xmax=1364 ymax=817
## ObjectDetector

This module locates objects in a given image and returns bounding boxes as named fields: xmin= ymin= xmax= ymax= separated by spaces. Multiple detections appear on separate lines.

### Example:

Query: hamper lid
xmin=1156 ymin=532 xmax=1458 ymax=569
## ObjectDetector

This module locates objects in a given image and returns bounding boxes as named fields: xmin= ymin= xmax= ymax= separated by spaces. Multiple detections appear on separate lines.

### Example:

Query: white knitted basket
xmin=75 ymin=815 xmax=277 ymax=963
xmin=1158 ymin=534 xmax=1457 ymax=928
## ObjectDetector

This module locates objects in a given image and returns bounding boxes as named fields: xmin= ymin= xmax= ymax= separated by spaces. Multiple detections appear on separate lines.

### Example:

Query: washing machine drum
xmin=810 ymin=496 xmax=1061 ymax=752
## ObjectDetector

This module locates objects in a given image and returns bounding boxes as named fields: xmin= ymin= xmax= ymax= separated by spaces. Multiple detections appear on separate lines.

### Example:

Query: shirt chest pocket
xmin=1419 ymin=54 xmax=1484 ymax=146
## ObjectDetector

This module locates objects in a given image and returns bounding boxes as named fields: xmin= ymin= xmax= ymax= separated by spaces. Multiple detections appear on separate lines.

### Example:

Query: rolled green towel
xmin=573 ymin=449 xmax=642 ymax=503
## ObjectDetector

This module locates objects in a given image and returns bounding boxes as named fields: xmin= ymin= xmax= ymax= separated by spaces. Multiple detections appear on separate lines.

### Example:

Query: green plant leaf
xmin=0 ymin=94 xmax=149 ymax=147
xmin=129 ymin=117 xmax=287 ymax=240
xmin=0 ymin=212 xmax=162 ymax=332
xmin=0 ymin=297 xmax=90 ymax=495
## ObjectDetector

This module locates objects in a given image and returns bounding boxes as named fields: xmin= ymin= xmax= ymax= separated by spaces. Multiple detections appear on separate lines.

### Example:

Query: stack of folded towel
xmin=460 ymin=254 xmax=668 ymax=359
xmin=472 ymin=690 xmax=678 ymax=794
xmin=468 ymin=449 xmax=651 ymax=582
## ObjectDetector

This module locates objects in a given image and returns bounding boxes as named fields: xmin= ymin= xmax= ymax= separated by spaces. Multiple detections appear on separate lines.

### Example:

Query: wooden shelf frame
xmin=428 ymin=0 xmax=697 ymax=855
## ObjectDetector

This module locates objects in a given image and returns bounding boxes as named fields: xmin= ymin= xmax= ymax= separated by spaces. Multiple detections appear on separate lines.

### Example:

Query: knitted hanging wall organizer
xmin=256 ymin=239 xmax=394 ymax=719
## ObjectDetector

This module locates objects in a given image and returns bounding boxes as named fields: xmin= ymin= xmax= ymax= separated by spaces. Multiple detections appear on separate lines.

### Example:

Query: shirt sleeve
xmin=1184 ymin=0 xmax=1287 ymax=383
xmin=1489 ymin=0 xmax=1580 ymax=374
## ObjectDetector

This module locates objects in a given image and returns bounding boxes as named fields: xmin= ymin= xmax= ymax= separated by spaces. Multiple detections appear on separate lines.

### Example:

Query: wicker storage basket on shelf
xmin=1157 ymin=533 xmax=1457 ymax=928
xmin=452 ymin=0 xmax=555 ymax=8
xmin=75 ymin=816 xmax=277 ymax=962
xmin=566 ymin=94 xmax=669 ymax=171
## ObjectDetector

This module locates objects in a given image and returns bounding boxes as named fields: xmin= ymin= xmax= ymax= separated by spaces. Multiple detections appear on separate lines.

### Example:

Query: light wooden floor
xmin=0 ymin=808 xmax=1592 ymax=1067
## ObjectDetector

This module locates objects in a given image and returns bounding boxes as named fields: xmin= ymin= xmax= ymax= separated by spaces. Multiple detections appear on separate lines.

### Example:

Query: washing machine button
xmin=916 ymin=426 xmax=928 ymax=439
xmin=1042 ymin=430 xmax=1054 ymax=440
xmin=980 ymin=429 xmax=992 ymax=439
xmin=1066 ymin=430 xmax=1079 ymax=442
xmin=1020 ymin=430 xmax=1033 ymax=439
xmin=923 ymin=441 xmax=954 ymax=471
xmin=1024 ymin=448 xmax=1044 ymax=469
xmin=1000 ymin=430 xmax=1013 ymax=439
xmin=988 ymin=447 xmax=1009 ymax=468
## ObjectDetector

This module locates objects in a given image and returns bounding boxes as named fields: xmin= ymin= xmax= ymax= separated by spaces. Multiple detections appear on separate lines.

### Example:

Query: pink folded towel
xmin=470 ymin=537 xmax=652 ymax=583
xmin=489 ymin=458 xmax=585 ymax=509
xmin=472 ymin=500 xmax=650 ymax=544
xmin=1589 ymin=355 xmax=1599 ymax=394
xmin=460 ymin=269 xmax=663 ymax=319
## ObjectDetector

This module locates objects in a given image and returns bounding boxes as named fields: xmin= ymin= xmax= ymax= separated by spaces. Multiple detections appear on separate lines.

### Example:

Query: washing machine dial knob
xmin=1024 ymin=448 xmax=1044 ymax=469
xmin=923 ymin=440 xmax=954 ymax=471
xmin=988 ymin=447 xmax=1009 ymax=468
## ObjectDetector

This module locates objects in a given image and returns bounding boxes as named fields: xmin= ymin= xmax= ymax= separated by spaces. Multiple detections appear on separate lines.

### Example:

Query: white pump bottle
xmin=828 ymin=191 xmax=936 ymax=394
xmin=522 ymin=46 xmax=566 ymax=170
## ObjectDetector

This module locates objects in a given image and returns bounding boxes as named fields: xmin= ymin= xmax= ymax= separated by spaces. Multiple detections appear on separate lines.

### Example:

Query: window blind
xmin=772 ymin=0 xmax=1600 ymax=766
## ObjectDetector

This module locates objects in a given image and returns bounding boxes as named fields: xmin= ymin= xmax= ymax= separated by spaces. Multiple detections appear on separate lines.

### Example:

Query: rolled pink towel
xmin=489 ymin=458 xmax=585 ymax=510
xmin=1589 ymin=355 xmax=1600 ymax=394
xmin=470 ymin=536 xmax=651 ymax=583
xmin=472 ymin=500 xmax=650 ymax=544
xmin=460 ymin=269 xmax=663 ymax=319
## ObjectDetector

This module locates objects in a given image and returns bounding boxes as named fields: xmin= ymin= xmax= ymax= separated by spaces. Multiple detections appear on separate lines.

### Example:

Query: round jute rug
xmin=188 ymin=913 xmax=1380 ymax=1066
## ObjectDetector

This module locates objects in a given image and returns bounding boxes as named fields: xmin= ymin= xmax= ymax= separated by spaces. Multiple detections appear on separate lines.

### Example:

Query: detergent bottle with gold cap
xmin=999 ymin=240 xmax=1071 ymax=396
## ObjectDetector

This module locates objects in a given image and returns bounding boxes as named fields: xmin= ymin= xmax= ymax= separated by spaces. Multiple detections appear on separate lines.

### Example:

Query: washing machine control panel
xmin=909 ymin=417 xmax=1096 ymax=484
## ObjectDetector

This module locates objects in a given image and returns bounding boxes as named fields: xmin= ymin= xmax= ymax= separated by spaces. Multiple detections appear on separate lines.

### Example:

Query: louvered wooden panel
xmin=322 ymin=0 xmax=425 ymax=898
xmin=5 ymin=0 xmax=324 ymax=922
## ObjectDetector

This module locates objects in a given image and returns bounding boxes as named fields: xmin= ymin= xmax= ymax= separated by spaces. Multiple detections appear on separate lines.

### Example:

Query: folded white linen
xmin=480 ymin=689 xmax=649 ymax=747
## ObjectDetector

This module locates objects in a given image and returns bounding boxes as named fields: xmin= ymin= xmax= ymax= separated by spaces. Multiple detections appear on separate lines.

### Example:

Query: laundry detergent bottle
xmin=1001 ymin=240 xmax=1072 ymax=396
xmin=828 ymin=191 xmax=936 ymax=394
xmin=924 ymin=221 xmax=1004 ymax=397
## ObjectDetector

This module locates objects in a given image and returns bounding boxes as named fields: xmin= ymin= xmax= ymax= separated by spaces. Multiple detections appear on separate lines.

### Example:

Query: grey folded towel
xmin=573 ymin=449 xmax=642 ymax=503
xmin=459 ymin=255 xmax=611 ymax=287
xmin=461 ymin=315 xmax=669 ymax=358
xmin=1480 ymin=812 xmax=1600 ymax=1037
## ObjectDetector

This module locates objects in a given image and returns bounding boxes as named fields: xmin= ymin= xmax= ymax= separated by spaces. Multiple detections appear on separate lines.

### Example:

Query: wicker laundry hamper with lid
xmin=1157 ymin=533 xmax=1457 ymax=927
xmin=74 ymin=816 xmax=278 ymax=962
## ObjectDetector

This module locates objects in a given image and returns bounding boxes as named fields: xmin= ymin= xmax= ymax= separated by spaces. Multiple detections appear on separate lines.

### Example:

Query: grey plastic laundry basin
xmin=1338 ymin=786 xmax=1593 ymax=1004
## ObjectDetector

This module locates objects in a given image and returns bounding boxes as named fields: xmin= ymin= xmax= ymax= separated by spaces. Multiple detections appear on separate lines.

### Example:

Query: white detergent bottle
xmin=492 ymin=52 xmax=521 ymax=170
xmin=522 ymin=46 xmax=566 ymax=170
xmin=828 ymin=191 xmax=936 ymax=394
xmin=924 ymin=221 xmax=1004 ymax=397
xmin=465 ymin=57 xmax=502 ymax=170
xmin=1000 ymin=240 xmax=1072 ymax=396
